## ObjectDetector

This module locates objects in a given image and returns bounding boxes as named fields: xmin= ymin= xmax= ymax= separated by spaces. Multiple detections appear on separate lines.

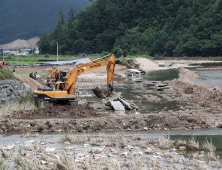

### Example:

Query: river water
xmin=193 ymin=63 xmax=222 ymax=87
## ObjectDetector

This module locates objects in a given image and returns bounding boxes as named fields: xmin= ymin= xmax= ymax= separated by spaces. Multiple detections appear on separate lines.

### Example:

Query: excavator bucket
xmin=92 ymin=87 xmax=107 ymax=99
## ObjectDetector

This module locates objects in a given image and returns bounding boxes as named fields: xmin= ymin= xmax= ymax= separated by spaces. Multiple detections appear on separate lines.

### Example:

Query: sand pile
xmin=15 ymin=74 xmax=44 ymax=90
xmin=134 ymin=58 xmax=160 ymax=71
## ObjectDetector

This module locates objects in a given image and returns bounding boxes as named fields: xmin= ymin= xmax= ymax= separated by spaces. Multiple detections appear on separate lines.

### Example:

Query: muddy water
xmin=1 ymin=129 xmax=222 ymax=152
xmin=80 ymin=69 xmax=183 ymax=114
xmin=144 ymin=69 xmax=179 ymax=81
xmin=190 ymin=63 xmax=222 ymax=87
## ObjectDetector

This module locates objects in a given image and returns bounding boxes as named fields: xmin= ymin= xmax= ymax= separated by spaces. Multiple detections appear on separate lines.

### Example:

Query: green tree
xmin=183 ymin=37 xmax=199 ymax=56
xmin=165 ymin=40 xmax=176 ymax=56
xmin=113 ymin=46 xmax=123 ymax=58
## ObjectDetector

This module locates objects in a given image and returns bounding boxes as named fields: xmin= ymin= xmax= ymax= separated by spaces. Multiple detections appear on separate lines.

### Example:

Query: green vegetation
xmin=0 ymin=0 xmax=91 ymax=44
xmin=1 ymin=54 xmax=85 ymax=65
xmin=20 ymin=72 xmax=47 ymax=75
xmin=0 ymin=69 xmax=17 ymax=80
xmin=38 ymin=0 xmax=222 ymax=57
xmin=0 ymin=92 xmax=37 ymax=115
xmin=1 ymin=53 xmax=151 ymax=66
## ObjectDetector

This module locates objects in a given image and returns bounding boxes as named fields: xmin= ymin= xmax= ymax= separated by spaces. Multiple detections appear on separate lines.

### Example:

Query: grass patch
xmin=0 ymin=92 xmax=38 ymax=115
xmin=0 ymin=69 xmax=17 ymax=80
xmin=3 ymin=54 xmax=153 ymax=66
xmin=158 ymin=136 xmax=173 ymax=149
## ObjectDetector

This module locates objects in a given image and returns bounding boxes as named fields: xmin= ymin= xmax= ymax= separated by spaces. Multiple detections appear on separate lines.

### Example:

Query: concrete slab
xmin=110 ymin=101 xmax=125 ymax=111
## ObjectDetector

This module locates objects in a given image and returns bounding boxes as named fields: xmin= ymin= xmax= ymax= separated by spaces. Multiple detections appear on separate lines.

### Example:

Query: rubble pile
xmin=102 ymin=92 xmax=139 ymax=111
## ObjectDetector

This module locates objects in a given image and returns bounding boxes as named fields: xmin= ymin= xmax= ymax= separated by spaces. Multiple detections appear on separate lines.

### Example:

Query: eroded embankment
xmin=1 ymin=109 xmax=221 ymax=133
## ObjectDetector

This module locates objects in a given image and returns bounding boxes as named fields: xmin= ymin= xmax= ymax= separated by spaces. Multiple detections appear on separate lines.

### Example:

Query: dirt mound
xmin=7 ymin=104 xmax=100 ymax=120
xmin=15 ymin=74 xmax=45 ymax=90
xmin=172 ymin=68 xmax=222 ymax=110
xmin=134 ymin=58 xmax=159 ymax=71
xmin=0 ymin=37 xmax=40 ymax=49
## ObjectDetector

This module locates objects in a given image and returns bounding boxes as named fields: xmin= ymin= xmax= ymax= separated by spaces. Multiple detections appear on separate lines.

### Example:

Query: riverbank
xmin=134 ymin=58 xmax=222 ymax=71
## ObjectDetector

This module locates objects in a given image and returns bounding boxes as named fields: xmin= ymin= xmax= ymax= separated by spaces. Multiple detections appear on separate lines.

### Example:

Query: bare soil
xmin=15 ymin=74 xmax=44 ymax=90
xmin=6 ymin=104 xmax=100 ymax=120
xmin=171 ymin=68 xmax=222 ymax=112
xmin=13 ymin=64 xmax=127 ymax=89
xmin=2 ymin=61 xmax=222 ymax=133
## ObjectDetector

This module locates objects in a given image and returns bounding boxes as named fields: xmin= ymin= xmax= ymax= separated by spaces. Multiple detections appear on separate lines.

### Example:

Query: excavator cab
xmin=55 ymin=82 xmax=66 ymax=91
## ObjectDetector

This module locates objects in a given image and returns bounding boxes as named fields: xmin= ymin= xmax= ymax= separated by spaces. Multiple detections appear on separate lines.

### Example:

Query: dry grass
xmin=186 ymin=136 xmax=200 ymax=150
xmin=52 ymin=151 xmax=78 ymax=170
xmin=202 ymin=138 xmax=216 ymax=152
xmin=0 ymin=157 xmax=9 ymax=170
xmin=174 ymin=139 xmax=186 ymax=148
xmin=158 ymin=135 xmax=173 ymax=149
xmin=0 ymin=99 xmax=37 ymax=115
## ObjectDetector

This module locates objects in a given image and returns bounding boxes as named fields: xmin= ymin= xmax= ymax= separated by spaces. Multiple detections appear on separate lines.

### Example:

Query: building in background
xmin=0 ymin=37 xmax=40 ymax=56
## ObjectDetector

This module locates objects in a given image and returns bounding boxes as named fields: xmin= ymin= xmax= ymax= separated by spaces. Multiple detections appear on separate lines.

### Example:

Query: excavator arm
xmin=48 ymin=68 xmax=59 ymax=81
xmin=65 ymin=53 xmax=115 ymax=95
xmin=34 ymin=54 xmax=115 ymax=103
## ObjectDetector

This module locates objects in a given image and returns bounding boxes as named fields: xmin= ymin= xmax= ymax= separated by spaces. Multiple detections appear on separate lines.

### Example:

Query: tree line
xmin=38 ymin=0 xmax=222 ymax=57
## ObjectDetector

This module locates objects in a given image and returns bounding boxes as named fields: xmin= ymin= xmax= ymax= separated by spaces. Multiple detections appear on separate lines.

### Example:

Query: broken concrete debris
xmin=125 ymin=68 xmax=146 ymax=76
xmin=133 ymin=79 xmax=172 ymax=91
xmin=110 ymin=101 xmax=125 ymax=111
xmin=102 ymin=92 xmax=138 ymax=111
xmin=114 ymin=73 xmax=126 ymax=78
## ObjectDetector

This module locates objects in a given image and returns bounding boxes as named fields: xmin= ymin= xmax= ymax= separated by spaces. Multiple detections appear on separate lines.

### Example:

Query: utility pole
xmin=32 ymin=47 xmax=33 ymax=55
xmin=57 ymin=42 xmax=58 ymax=62
xmin=3 ymin=45 xmax=4 ymax=61
xmin=16 ymin=46 xmax=18 ymax=66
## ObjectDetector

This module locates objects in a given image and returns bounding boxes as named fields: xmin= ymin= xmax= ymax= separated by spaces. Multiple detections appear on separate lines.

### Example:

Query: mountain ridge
xmin=0 ymin=0 xmax=91 ymax=44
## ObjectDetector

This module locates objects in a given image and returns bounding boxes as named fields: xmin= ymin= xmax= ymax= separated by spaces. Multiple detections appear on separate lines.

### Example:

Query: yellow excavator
xmin=46 ymin=67 xmax=68 ymax=87
xmin=33 ymin=53 xmax=115 ymax=104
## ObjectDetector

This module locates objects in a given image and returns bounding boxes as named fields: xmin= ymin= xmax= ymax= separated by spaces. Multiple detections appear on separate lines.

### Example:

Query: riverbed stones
xmin=5 ymin=144 xmax=15 ymax=150
xmin=46 ymin=147 xmax=56 ymax=152
xmin=91 ymin=147 xmax=104 ymax=154
xmin=179 ymin=146 xmax=186 ymax=150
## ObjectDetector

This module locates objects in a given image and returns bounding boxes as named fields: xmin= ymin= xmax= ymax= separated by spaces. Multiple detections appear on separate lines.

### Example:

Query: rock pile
xmin=0 ymin=80 xmax=32 ymax=105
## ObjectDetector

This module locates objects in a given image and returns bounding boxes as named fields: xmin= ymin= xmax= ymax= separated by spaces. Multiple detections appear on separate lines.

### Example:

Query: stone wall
xmin=0 ymin=80 xmax=32 ymax=105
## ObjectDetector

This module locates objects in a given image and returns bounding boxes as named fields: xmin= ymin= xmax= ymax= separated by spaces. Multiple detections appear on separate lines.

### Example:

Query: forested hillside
xmin=0 ymin=0 xmax=91 ymax=44
xmin=38 ymin=0 xmax=222 ymax=57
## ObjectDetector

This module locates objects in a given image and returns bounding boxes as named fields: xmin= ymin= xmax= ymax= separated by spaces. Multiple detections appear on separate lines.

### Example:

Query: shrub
xmin=44 ymin=53 xmax=50 ymax=58
xmin=100 ymin=51 xmax=110 ymax=57
xmin=113 ymin=46 xmax=123 ymax=58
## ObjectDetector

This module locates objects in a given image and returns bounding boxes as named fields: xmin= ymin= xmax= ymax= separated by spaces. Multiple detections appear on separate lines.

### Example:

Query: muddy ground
xmin=6 ymin=104 xmax=99 ymax=120
xmin=2 ymin=61 xmax=222 ymax=133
